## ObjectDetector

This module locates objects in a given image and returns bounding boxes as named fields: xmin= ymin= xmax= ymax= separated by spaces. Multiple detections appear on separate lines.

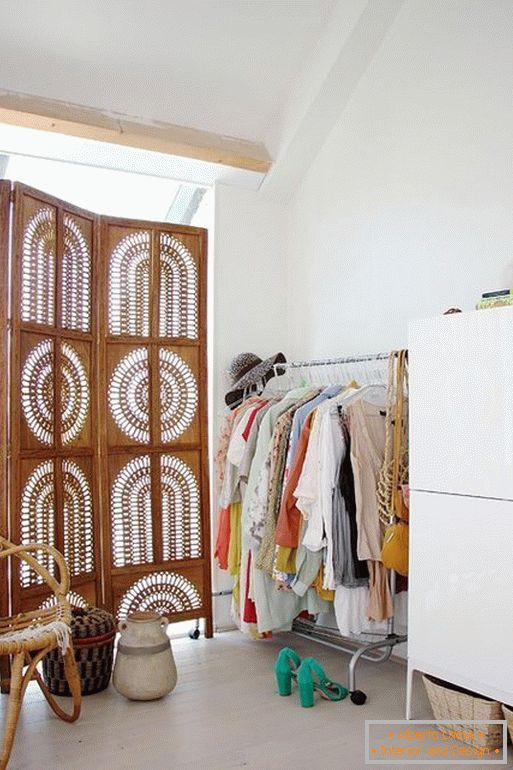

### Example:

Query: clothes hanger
xmin=261 ymin=372 xmax=288 ymax=399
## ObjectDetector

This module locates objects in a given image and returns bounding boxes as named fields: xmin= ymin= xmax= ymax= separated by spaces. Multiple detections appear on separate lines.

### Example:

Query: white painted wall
xmin=285 ymin=0 xmax=513 ymax=359
xmin=211 ymin=183 xmax=287 ymax=627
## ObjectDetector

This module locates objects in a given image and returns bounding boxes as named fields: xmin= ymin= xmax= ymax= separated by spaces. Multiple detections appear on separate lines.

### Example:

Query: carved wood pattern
xmin=117 ymin=570 xmax=202 ymax=619
xmin=21 ymin=204 xmax=56 ymax=326
xmin=159 ymin=233 xmax=199 ymax=339
xmin=111 ymin=454 xmax=153 ymax=567
xmin=62 ymin=213 xmax=92 ymax=332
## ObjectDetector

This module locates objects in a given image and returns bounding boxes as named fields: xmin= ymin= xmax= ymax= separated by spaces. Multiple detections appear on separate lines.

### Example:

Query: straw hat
xmin=225 ymin=352 xmax=286 ymax=406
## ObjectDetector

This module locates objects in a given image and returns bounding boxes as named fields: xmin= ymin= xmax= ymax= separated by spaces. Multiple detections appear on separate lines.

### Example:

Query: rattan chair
xmin=0 ymin=537 xmax=81 ymax=769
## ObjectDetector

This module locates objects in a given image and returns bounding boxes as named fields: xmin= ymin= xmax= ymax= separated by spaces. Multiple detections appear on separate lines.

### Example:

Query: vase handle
xmin=161 ymin=616 xmax=169 ymax=629
xmin=118 ymin=620 xmax=128 ymax=633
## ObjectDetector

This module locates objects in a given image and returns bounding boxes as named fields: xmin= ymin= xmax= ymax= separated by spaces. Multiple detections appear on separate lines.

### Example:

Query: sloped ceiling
xmin=0 ymin=0 xmax=337 ymax=145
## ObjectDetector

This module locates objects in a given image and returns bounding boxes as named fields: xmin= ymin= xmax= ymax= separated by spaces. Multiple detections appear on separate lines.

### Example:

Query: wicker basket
xmin=423 ymin=675 xmax=504 ymax=749
xmin=502 ymin=705 xmax=513 ymax=744
xmin=43 ymin=607 xmax=116 ymax=696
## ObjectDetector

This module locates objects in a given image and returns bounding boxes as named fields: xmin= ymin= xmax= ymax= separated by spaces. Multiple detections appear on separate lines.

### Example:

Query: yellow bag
xmin=381 ymin=520 xmax=409 ymax=576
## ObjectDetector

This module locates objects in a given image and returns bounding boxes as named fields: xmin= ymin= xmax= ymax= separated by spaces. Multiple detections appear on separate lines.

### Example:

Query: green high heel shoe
xmin=297 ymin=657 xmax=348 ymax=708
xmin=274 ymin=647 xmax=302 ymax=696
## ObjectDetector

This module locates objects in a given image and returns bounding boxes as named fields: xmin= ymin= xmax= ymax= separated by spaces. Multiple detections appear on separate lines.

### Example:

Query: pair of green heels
xmin=274 ymin=647 xmax=348 ymax=708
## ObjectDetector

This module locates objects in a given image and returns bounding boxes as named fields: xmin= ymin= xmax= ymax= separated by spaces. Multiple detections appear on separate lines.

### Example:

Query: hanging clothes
xmin=243 ymin=387 xmax=312 ymax=549
xmin=285 ymin=385 xmax=342 ymax=474
xmin=332 ymin=420 xmax=369 ymax=588
xmin=275 ymin=411 xmax=315 ymax=548
xmin=214 ymin=506 xmax=231 ymax=570
xmin=213 ymin=358 xmax=408 ymax=641
xmin=348 ymin=398 xmax=387 ymax=561
xmin=256 ymin=390 xmax=319 ymax=573
xmin=347 ymin=398 xmax=393 ymax=621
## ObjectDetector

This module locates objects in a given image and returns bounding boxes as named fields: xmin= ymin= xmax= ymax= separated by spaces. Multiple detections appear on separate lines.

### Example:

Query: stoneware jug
xmin=113 ymin=611 xmax=177 ymax=701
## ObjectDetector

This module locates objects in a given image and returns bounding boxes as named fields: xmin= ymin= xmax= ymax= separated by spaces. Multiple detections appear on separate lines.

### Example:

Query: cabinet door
xmin=408 ymin=490 xmax=513 ymax=704
xmin=409 ymin=308 xmax=513 ymax=499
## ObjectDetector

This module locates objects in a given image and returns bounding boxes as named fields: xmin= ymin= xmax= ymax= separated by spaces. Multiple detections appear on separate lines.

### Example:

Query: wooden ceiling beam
xmin=0 ymin=91 xmax=272 ymax=174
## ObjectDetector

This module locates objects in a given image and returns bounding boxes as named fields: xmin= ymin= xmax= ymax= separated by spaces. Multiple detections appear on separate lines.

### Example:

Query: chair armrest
xmin=0 ymin=538 xmax=70 ymax=597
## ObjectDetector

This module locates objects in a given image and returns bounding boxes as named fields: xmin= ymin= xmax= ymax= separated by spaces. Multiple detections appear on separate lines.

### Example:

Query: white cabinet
xmin=409 ymin=307 xmax=513 ymax=500
xmin=408 ymin=490 xmax=513 ymax=708
xmin=407 ymin=308 xmax=513 ymax=716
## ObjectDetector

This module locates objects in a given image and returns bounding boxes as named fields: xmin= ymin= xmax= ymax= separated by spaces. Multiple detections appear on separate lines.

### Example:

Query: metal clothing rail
xmin=279 ymin=350 xmax=407 ymax=705
xmin=273 ymin=351 xmax=391 ymax=373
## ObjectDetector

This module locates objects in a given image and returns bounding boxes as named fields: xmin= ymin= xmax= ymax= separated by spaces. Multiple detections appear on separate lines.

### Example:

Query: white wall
xmin=211 ymin=183 xmax=287 ymax=627
xmin=286 ymin=0 xmax=513 ymax=359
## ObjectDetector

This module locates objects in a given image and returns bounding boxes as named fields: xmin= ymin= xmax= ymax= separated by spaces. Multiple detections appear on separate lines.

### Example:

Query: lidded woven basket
xmin=423 ymin=675 xmax=504 ymax=750
xmin=501 ymin=704 xmax=513 ymax=744
xmin=43 ymin=606 xmax=116 ymax=696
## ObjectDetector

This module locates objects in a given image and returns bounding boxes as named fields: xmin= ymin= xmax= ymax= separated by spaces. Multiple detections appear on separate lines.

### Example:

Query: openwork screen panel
xmin=20 ymin=333 xmax=55 ymax=448
xmin=101 ymin=218 xmax=211 ymax=632
xmin=107 ymin=345 xmax=150 ymax=445
xmin=62 ymin=213 xmax=92 ymax=332
xmin=40 ymin=591 xmax=89 ymax=610
xmin=21 ymin=201 xmax=56 ymax=326
xmin=161 ymin=453 xmax=201 ymax=562
xmin=159 ymin=347 xmax=199 ymax=444
xmin=117 ymin=569 xmax=203 ymax=619
xmin=61 ymin=339 xmax=91 ymax=447
xmin=108 ymin=229 xmax=151 ymax=336
xmin=15 ymin=451 xmax=96 ymax=598
xmin=159 ymin=233 xmax=199 ymax=339
xmin=62 ymin=457 xmax=95 ymax=578
xmin=19 ymin=459 xmax=56 ymax=587
xmin=10 ymin=185 xmax=100 ymax=614
xmin=19 ymin=334 xmax=91 ymax=450
xmin=110 ymin=454 xmax=153 ymax=568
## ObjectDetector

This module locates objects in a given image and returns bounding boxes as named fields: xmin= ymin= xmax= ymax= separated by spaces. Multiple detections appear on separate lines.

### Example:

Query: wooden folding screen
xmin=99 ymin=217 xmax=212 ymax=635
xmin=0 ymin=182 xmax=9 ymax=622
xmin=4 ymin=183 xmax=211 ymax=635
xmin=9 ymin=184 xmax=101 ymax=614
xmin=0 ymin=182 xmax=9 ymax=691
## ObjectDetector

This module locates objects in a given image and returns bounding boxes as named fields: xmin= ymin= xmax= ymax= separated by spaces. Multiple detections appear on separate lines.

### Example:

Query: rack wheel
xmin=350 ymin=690 xmax=367 ymax=705
xmin=189 ymin=627 xmax=201 ymax=640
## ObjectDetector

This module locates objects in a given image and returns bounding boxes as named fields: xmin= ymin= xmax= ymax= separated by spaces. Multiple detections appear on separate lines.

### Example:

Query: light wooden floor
xmin=1 ymin=631 xmax=511 ymax=770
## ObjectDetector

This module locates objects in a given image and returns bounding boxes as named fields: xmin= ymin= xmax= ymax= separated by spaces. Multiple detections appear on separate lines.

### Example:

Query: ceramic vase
xmin=113 ymin=611 xmax=177 ymax=701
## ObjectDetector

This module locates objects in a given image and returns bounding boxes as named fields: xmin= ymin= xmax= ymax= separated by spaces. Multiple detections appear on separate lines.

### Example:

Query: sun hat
xmin=227 ymin=353 xmax=263 ymax=385
xmin=225 ymin=352 xmax=286 ymax=407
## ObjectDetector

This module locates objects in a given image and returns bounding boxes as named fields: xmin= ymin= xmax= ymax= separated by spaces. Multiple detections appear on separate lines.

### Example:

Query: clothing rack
xmin=276 ymin=351 xmax=407 ymax=706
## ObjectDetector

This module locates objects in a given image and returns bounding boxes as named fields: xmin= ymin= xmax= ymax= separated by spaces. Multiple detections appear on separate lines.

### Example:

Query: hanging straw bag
xmin=392 ymin=350 xmax=409 ymax=522
xmin=378 ymin=350 xmax=409 ymax=574
xmin=377 ymin=350 xmax=409 ymax=523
